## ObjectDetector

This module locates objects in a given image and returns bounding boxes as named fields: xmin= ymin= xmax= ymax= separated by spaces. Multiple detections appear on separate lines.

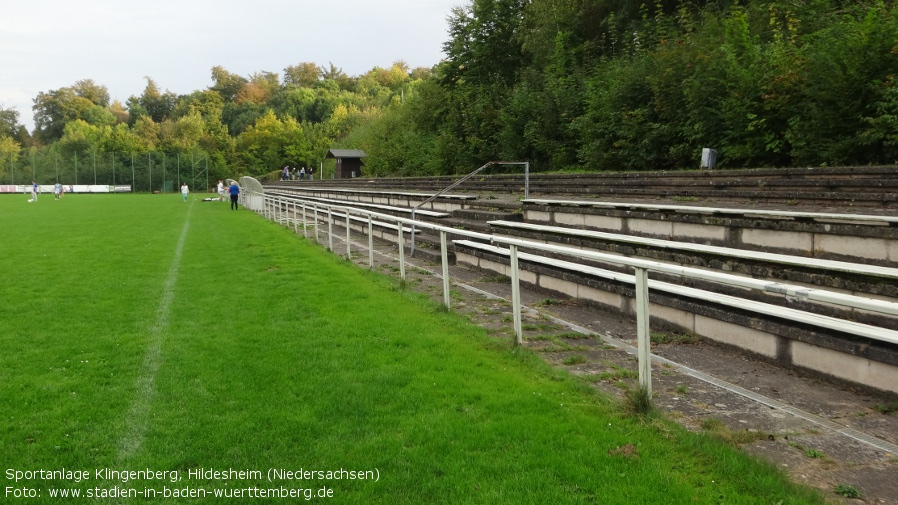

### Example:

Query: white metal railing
xmin=525 ymin=198 xmax=898 ymax=225
xmin=252 ymin=191 xmax=898 ymax=396
xmin=488 ymin=220 xmax=898 ymax=281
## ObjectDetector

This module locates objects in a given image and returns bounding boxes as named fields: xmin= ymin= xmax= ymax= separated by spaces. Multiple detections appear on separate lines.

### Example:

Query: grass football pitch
xmin=0 ymin=194 xmax=825 ymax=504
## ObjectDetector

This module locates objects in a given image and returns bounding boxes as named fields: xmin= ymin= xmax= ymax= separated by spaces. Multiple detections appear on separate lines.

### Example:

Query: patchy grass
xmin=476 ymin=274 xmax=511 ymax=284
xmin=534 ymin=297 xmax=577 ymax=307
xmin=834 ymin=484 xmax=862 ymax=499
xmin=561 ymin=355 xmax=588 ymax=366
xmin=522 ymin=322 xmax=557 ymax=332
xmin=595 ymin=364 xmax=639 ymax=382
xmin=624 ymin=384 xmax=655 ymax=417
xmin=651 ymin=331 xmax=699 ymax=345
xmin=701 ymin=418 xmax=770 ymax=446
xmin=872 ymin=401 xmax=898 ymax=414
xmin=805 ymin=449 xmax=826 ymax=459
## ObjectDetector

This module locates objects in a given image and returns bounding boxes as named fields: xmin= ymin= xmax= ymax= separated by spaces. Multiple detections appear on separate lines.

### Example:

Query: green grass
xmin=805 ymin=449 xmax=825 ymax=459
xmin=561 ymin=355 xmax=588 ymax=366
xmin=834 ymin=483 xmax=862 ymax=499
xmin=650 ymin=331 xmax=699 ymax=345
xmin=872 ymin=401 xmax=898 ymax=414
xmin=0 ymin=195 xmax=826 ymax=504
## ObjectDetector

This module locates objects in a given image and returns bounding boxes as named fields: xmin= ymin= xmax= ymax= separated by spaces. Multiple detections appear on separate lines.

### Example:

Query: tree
xmin=236 ymin=110 xmax=312 ymax=174
xmin=132 ymin=116 xmax=160 ymax=150
xmin=33 ymin=88 xmax=94 ymax=142
xmin=0 ymin=105 xmax=20 ymax=138
xmin=320 ymin=62 xmax=355 ymax=91
xmin=0 ymin=135 xmax=20 ymax=181
xmin=58 ymin=119 xmax=105 ymax=154
xmin=209 ymin=66 xmax=248 ymax=102
xmin=129 ymin=77 xmax=177 ymax=123
xmin=31 ymin=80 xmax=116 ymax=143
xmin=72 ymin=79 xmax=110 ymax=107
xmin=109 ymin=100 xmax=130 ymax=124
xmin=437 ymin=0 xmax=530 ymax=170
xmin=284 ymin=62 xmax=321 ymax=87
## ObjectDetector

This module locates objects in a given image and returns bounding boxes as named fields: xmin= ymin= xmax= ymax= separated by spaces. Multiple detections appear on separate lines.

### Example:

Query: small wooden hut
xmin=326 ymin=149 xmax=367 ymax=179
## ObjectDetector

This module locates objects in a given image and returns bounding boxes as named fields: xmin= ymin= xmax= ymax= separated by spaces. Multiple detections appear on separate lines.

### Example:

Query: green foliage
xmin=834 ymin=483 xmax=862 ymax=499
xmin=0 ymin=105 xmax=21 ymax=138
xmin=15 ymin=1 xmax=898 ymax=177
xmin=805 ymin=448 xmax=825 ymax=459
xmin=0 ymin=136 xmax=20 ymax=180
xmin=236 ymin=111 xmax=315 ymax=174
xmin=127 ymin=77 xmax=178 ymax=124
xmin=624 ymin=383 xmax=655 ymax=416
xmin=401 ymin=0 xmax=898 ymax=172
xmin=872 ymin=400 xmax=898 ymax=414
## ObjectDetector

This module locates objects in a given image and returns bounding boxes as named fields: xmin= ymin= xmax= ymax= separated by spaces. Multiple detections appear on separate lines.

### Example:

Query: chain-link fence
xmin=0 ymin=150 xmax=211 ymax=193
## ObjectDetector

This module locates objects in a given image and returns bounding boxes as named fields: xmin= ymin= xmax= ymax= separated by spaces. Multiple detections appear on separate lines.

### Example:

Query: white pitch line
xmin=117 ymin=205 xmax=192 ymax=461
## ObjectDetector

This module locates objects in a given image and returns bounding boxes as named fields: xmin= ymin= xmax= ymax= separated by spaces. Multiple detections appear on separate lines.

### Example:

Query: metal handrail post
xmin=293 ymin=200 xmax=298 ymax=233
xmin=368 ymin=215 xmax=374 ymax=268
xmin=397 ymin=224 xmax=406 ymax=281
xmin=327 ymin=208 xmax=334 ymax=251
xmin=313 ymin=204 xmax=319 ymax=243
xmin=345 ymin=211 xmax=351 ymax=259
xmin=441 ymin=231 xmax=451 ymax=309
xmin=635 ymin=267 xmax=652 ymax=396
xmin=302 ymin=203 xmax=308 ymax=239
xmin=510 ymin=244 xmax=522 ymax=344
xmin=410 ymin=208 xmax=417 ymax=257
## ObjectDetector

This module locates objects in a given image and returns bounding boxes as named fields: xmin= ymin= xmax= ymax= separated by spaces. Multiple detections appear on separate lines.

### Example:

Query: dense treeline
xmin=353 ymin=0 xmax=898 ymax=173
xmin=0 ymin=63 xmax=430 ymax=185
xmin=2 ymin=0 xmax=898 ymax=184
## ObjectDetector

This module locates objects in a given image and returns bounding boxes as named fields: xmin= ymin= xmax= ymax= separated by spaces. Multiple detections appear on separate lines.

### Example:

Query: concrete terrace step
xmin=452 ymin=208 xmax=524 ymax=222
xmin=407 ymin=232 xmax=457 ymax=265
xmin=269 ymin=166 xmax=898 ymax=207
xmin=438 ymin=218 xmax=494 ymax=234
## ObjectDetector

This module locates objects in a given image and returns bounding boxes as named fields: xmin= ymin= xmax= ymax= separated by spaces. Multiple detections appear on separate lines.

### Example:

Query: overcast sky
xmin=0 ymin=0 xmax=462 ymax=131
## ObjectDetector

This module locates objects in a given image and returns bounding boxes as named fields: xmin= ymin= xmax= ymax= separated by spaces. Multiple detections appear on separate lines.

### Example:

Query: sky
xmin=0 ymin=0 xmax=463 ymax=131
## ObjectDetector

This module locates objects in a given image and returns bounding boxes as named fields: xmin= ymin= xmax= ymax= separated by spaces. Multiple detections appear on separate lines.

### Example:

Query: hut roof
xmin=326 ymin=149 xmax=367 ymax=159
